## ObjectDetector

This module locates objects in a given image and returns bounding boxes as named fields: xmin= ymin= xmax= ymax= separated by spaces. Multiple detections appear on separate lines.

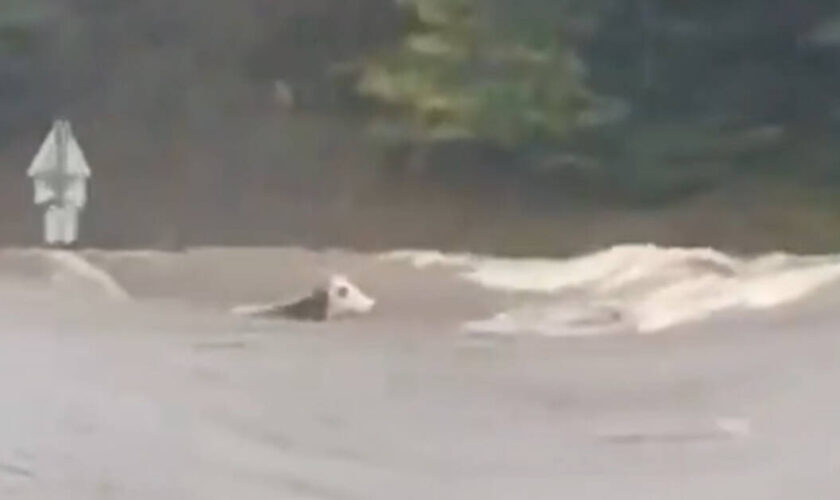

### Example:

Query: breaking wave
xmin=0 ymin=249 xmax=130 ymax=301
xmin=382 ymin=245 xmax=840 ymax=335
xmin=0 ymin=244 xmax=836 ymax=337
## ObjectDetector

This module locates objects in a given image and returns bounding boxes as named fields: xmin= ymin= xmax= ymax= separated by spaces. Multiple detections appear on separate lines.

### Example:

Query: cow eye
xmin=336 ymin=286 xmax=348 ymax=298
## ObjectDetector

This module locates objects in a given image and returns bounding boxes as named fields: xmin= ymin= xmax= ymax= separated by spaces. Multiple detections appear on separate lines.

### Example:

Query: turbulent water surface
xmin=1 ymin=245 xmax=840 ymax=499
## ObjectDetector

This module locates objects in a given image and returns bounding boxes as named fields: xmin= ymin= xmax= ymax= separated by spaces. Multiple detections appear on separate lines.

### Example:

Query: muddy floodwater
xmin=0 ymin=246 xmax=839 ymax=499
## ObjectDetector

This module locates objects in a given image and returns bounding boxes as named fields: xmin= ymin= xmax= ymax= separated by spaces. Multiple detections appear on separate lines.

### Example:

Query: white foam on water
xmin=385 ymin=244 xmax=840 ymax=336
xmin=464 ymin=302 xmax=630 ymax=338
xmin=46 ymin=251 xmax=131 ymax=301
xmin=0 ymin=249 xmax=131 ymax=302
xmin=380 ymin=249 xmax=476 ymax=269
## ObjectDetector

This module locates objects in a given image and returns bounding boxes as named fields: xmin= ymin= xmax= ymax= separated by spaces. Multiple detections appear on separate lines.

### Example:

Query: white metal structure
xmin=27 ymin=119 xmax=92 ymax=246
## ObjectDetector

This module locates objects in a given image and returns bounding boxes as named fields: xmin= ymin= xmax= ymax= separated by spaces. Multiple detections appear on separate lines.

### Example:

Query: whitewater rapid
xmin=2 ymin=244 xmax=840 ymax=338
xmin=383 ymin=244 xmax=840 ymax=335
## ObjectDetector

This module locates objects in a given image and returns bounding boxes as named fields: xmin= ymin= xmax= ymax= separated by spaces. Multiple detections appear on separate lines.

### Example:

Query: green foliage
xmin=357 ymin=0 xmax=592 ymax=148
xmin=0 ymin=0 xmax=52 ymax=53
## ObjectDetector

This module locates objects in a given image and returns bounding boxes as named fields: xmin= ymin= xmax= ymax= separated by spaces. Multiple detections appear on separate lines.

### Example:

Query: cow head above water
xmin=230 ymin=274 xmax=376 ymax=321
xmin=324 ymin=274 xmax=376 ymax=319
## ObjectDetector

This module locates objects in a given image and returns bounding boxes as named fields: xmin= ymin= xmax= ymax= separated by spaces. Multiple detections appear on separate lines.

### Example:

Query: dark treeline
xmin=2 ymin=0 xmax=840 ymax=253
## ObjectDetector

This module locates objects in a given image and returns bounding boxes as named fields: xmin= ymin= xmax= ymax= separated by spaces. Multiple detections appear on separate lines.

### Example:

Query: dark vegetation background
xmin=3 ymin=0 xmax=840 ymax=255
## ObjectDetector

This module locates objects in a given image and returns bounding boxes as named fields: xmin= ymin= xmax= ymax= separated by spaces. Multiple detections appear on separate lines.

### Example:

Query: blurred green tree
xmin=356 ymin=0 xmax=594 ymax=149
xmin=0 ymin=0 xmax=52 ymax=53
